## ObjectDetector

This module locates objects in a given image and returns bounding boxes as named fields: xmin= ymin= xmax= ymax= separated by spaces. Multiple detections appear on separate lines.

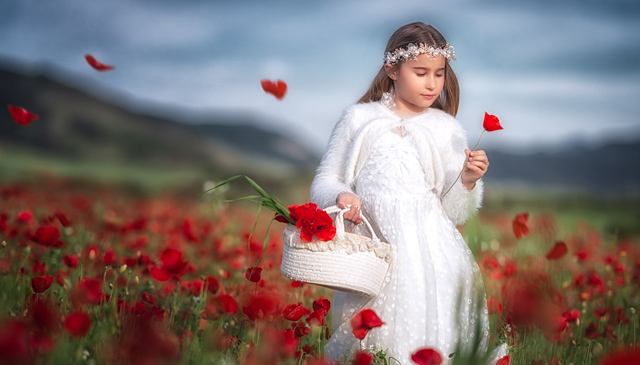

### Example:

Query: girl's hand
xmin=336 ymin=192 xmax=363 ymax=224
xmin=461 ymin=149 xmax=489 ymax=190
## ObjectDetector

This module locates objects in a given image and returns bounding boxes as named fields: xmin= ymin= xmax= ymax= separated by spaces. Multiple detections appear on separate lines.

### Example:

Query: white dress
xmin=324 ymin=128 xmax=508 ymax=364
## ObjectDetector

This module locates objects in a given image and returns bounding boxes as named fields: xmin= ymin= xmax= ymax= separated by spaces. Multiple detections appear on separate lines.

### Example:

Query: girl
xmin=309 ymin=22 xmax=508 ymax=364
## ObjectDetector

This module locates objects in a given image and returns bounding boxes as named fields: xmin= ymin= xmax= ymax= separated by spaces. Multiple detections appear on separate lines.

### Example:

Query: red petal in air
xmin=260 ymin=79 xmax=287 ymax=100
xmin=545 ymin=241 xmax=568 ymax=260
xmin=85 ymin=54 xmax=115 ymax=71
xmin=8 ymin=105 xmax=39 ymax=126
xmin=483 ymin=112 xmax=503 ymax=132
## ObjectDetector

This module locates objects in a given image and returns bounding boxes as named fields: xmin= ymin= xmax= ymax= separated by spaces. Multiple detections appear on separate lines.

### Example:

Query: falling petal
xmin=261 ymin=79 xmax=287 ymax=100
xmin=85 ymin=54 xmax=115 ymax=71
xmin=8 ymin=105 xmax=39 ymax=126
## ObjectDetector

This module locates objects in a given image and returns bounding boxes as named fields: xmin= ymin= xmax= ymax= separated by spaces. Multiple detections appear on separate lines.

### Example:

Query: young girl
xmin=310 ymin=22 xmax=508 ymax=364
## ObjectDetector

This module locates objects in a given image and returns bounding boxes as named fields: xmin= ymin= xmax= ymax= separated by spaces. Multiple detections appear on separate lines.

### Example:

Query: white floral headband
xmin=383 ymin=43 xmax=457 ymax=65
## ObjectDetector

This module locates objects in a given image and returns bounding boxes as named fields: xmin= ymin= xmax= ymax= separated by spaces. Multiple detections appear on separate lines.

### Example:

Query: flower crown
xmin=383 ymin=43 xmax=456 ymax=65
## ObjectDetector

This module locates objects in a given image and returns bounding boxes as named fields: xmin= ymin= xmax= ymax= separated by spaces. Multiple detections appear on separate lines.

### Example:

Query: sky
xmin=1 ymin=0 xmax=639 ymax=155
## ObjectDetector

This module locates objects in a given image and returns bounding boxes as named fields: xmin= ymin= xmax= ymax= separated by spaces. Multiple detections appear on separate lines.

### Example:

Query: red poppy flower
xmin=29 ymin=297 xmax=59 ymax=333
xmin=29 ymin=332 xmax=56 ymax=353
xmin=54 ymin=212 xmax=72 ymax=227
xmin=70 ymin=278 xmax=102 ymax=307
xmin=483 ymin=112 xmax=503 ymax=131
xmin=585 ymin=322 xmax=600 ymax=339
xmin=149 ymin=248 xmax=189 ymax=281
xmin=102 ymin=249 xmax=117 ymax=266
xmin=487 ymin=298 xmax=503 ymax=314
xmin=31 ymin=226 xmax=60 ymax=246
xmin=63 ymin=254 xmax=78 ymax=268
xmin=306 ymin=309 xmax=328 ymax=326
xmin=411 ymin=347 xmax=443 ymax=365
xmin=283 ymin=302 xmax=306 ymax=321
xmin=137 ymin=292 xmax=154 ymax=305
xmin=512 ymin=213 xmax=529 ymax=239
xmin=496 ymin=355 xmax=510 ymax=365
xmin=274 ymin=212 xmax=289 ymax=223
xmin=205 ymin=276 xmax=219 ymax=294
xmin=31 ymin=275 xmax=54 ymax=293
xmin=563 ymin=309 xmax=580 ymax=322
xmin=313 ymin=297 xmax=331 ymax=312
xmin=599 ymin=348 xmax=640 ymax=365
xmin=63 ymin=311 xmax=92 ymax=338
xmin=245 ymin=267 xmax=262 ymax=283
xmin=0 ymin=319 xmax=29 ymax=363
xmin=353 ymin=350 xmax=374 ymax=365
xmin=17 ymin=210 xmax=33 ymax=222
xmin=290 ymin=203 xmax=318 ymax=242
xmin=351 ymin=308 xmax=384 ymax=340
xmin=32 ymin=261 xmax=45 ymax=275
xmin=85 ymin=54 xmax=114 ymax=71
xmin=313 ymin=209 xmax=336 ymax=241
xmin=260 ymin=79 xmax=287 ymax=100
xmin=203 ymin=293 xmax=238 ymax=320
xmin=291 ymin=321 xmax=311 ymax=337
xmin=545 ymin=241 xmax=567 ymax=260
xmin=8 ymin=105 xmax=39 ymax=126
xmin=593 ymin=307 xmax=608 ymax=319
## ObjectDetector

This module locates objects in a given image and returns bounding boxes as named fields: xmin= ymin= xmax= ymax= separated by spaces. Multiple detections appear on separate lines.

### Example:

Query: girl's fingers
xmin=468 ymin=160 xmax=488 ymax=171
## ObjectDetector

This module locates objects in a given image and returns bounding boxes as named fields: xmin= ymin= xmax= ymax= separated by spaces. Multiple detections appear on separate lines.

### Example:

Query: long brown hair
xmin=358 ymin=22 xmax=460 ymax=117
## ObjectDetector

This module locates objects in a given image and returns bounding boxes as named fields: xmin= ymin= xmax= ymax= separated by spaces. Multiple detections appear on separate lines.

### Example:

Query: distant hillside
xmin=0 ymin=63 xmax=318 ymax=178
xmin=484 ymin=140 xmax=640 ymax=194
xmin=1 ymin=61 xmax=638 ymax=195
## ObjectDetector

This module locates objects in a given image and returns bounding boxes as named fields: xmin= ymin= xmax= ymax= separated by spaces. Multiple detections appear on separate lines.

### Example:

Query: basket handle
xmin=323 ymin=205 xmax=380 ymax=242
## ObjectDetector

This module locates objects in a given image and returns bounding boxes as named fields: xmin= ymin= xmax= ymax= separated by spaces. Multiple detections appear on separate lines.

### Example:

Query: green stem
xmin=442 ymin=129 xmax=486 ymax=198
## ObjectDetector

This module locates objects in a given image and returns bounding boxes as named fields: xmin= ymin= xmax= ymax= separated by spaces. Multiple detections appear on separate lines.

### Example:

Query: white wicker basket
xmin=281 ymin=205 xmax=392 ymax=298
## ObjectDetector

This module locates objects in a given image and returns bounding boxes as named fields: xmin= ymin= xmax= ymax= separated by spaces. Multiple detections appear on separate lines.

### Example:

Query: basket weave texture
xmin=280 ymin=205 xmax=392 ymax=298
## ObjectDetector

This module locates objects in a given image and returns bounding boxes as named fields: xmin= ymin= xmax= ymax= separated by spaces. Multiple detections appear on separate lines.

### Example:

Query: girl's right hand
xmin=336 ymin=192 xmax=363 ymax=224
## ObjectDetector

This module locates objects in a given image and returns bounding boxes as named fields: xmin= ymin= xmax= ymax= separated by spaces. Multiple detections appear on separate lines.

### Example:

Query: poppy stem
xmin=441 ymin=129 xmax=486 ymax=198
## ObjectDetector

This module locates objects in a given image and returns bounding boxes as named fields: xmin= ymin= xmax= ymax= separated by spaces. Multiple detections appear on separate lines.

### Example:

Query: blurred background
xmin=1 ymin=0 xmax=639 ymax=229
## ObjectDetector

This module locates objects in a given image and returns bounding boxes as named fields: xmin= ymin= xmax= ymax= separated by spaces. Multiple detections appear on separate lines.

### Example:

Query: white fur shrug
xmin=309 ymin=101 xmax=484 ymax=226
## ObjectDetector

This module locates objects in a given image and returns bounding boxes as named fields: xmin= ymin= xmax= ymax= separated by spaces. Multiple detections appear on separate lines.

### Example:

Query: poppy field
xmin=0 ymin=175 xmax=639 ymax=365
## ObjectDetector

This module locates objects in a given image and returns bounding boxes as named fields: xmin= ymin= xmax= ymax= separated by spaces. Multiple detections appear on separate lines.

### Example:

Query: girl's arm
xmin=310 ymin=106 xmax=358 ymax=210
xmin=440 ymin=124 xmax=484 ymax=226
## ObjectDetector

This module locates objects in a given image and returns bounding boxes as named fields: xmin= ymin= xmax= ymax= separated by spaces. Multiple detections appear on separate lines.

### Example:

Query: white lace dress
xmin=324 ymin=129 xmax=508 ymax=364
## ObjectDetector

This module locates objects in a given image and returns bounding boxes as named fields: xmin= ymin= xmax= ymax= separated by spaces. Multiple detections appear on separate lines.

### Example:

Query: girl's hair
xmin=358 ymin=22 xmax=460 ymax=117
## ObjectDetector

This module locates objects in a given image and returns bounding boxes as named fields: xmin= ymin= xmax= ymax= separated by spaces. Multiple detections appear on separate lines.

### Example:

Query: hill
xmin=1 ymin=60 xmax=638 ymax=196
xmin=0 ymin=62 xmax=318 ymax=179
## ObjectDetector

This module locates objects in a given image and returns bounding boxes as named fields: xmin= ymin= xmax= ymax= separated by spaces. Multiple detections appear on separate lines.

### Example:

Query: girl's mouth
xmin=421 ymin=94 xmax=435 ymax=99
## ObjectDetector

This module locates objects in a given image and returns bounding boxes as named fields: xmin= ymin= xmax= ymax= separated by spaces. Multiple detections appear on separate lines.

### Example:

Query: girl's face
xmin=385 ymin=53 xmax=446 ymax=115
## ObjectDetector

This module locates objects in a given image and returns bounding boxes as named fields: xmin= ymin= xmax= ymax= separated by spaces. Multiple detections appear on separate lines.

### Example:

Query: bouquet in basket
xmin=205 ymin=175 xmax=336 ymax=248
xmin=207 ymin=175 xmax=391 ymax=298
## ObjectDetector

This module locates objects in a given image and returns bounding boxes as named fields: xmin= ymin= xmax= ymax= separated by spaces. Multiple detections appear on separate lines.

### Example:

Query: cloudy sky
xmin=1 ymin=0 xmax=639 ymax=154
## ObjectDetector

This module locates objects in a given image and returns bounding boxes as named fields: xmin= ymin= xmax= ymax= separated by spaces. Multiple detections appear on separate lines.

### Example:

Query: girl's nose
xmin=425 ymin=75 xmax=436 ymax=90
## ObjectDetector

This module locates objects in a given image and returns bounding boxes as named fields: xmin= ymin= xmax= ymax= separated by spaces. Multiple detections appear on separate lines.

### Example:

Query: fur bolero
xmin=309 ymin=101 xmax=484 ymax=226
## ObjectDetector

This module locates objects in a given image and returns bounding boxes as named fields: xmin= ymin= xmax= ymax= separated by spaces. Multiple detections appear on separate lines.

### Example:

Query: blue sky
xmin=1 ymin=0 xmax=639 ymax=154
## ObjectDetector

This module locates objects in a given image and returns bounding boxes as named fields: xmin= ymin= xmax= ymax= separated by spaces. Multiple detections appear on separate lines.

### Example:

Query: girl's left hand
xmin=461 ymin=149 xmax=489 ymax=190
